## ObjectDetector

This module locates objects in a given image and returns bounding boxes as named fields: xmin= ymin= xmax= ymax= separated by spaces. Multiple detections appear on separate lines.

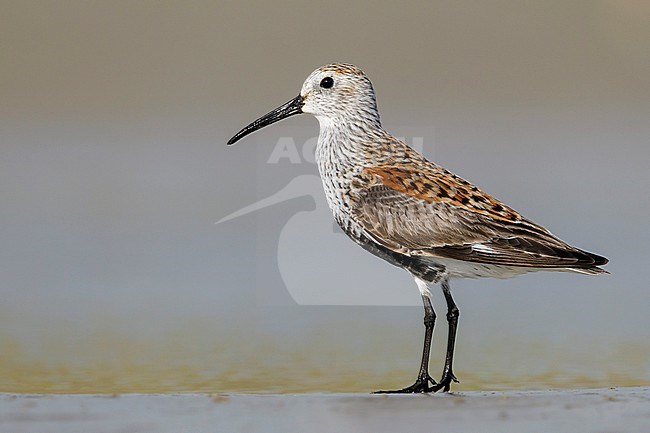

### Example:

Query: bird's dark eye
xmin=320 ymin=77 xmax=334 ymax=89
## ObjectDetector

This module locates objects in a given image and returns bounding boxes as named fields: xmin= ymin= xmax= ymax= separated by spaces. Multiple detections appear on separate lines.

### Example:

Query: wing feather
xmin=350 ymin=164 xmax=608 ymax=269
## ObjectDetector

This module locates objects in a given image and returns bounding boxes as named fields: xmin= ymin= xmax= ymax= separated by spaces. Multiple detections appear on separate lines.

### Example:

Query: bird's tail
xmin=568 ymin=250 xmax=609 ymax=275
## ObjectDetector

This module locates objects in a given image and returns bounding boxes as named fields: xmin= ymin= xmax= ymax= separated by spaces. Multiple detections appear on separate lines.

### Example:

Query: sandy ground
xmin=1 ymin=387 xmax=649 ymax=433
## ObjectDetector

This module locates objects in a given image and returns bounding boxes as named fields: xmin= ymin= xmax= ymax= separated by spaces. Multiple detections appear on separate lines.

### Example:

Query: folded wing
xmin=350 ymin=164 xmax=608 ymax=270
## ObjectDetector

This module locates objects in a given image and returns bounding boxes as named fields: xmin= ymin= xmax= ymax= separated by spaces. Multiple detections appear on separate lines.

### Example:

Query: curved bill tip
xmin=227 ymin=95 xmax=304 ymax=145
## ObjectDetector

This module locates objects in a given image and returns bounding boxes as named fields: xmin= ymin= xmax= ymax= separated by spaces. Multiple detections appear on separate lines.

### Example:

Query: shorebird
xmin=226 ymin=63 xmax=608 ymax=393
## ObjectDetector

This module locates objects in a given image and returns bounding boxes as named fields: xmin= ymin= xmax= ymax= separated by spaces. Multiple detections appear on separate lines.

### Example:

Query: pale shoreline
xmin=1 ymin=386 xmax=649 ymax=433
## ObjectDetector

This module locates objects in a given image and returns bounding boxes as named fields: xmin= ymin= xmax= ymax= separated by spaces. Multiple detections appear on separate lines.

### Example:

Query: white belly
xmin=429 ymin=257 xmax=540 ymax=280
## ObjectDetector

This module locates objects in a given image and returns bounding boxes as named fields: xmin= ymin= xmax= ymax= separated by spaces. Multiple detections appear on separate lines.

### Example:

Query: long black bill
xmin=227 ymin=95 xmax=304 ymax=145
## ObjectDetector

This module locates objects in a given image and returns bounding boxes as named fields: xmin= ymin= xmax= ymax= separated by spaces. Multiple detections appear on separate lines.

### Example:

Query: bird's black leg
xmin=375 ymin=291 xmax=437 ymax=393
xmin=414 ymin=293 xmax=438 ymax=389
xmin=431 ymin=279 xmax=460 ymax=392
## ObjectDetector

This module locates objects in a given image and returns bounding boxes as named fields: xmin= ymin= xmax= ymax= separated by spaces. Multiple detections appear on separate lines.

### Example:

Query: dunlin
xmin=227 ymin=63 xmax=608 ymax=393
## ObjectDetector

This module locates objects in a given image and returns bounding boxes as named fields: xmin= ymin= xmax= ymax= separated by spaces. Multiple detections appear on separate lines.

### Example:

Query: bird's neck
xmin=315 ymin=116 xmax=386 ymax=172
xmin=313 ymin=115 xmax=393 ymax=223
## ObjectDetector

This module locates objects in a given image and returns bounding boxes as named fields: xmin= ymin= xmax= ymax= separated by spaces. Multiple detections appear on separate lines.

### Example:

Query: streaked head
xmin=227 ymin=63 xmax=380 ymax=145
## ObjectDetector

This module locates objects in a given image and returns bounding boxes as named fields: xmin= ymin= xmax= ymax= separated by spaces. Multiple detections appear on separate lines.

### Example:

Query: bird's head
xmin=227 ymin=63 xmax=380 ymax=145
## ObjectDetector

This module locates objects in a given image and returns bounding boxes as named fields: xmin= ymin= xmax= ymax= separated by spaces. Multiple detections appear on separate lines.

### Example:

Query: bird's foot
xmin=373 ymin=374 xmax=437 ymax=394
xmin=430 ymin=370 xmax=459 ymax=393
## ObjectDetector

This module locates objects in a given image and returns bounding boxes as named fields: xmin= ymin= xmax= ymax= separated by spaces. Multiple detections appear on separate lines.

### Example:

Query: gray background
xmin=1 ymin=1 xmax=648 ymax=392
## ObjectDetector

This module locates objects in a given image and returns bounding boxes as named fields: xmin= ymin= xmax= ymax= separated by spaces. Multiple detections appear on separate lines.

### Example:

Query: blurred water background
xmin=1 ymin=1 xmax=649 ymax=393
